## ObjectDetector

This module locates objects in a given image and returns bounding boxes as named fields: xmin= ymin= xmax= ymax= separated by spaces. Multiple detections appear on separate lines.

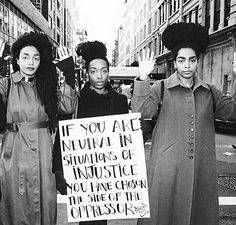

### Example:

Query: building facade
xmin=117 ymin=0 xmax=236 ymax=93
xmin=0 ymin=0 xmax=75 ymax=76
xmin=0 ymin=0 xmax=52 ymax=76
xmin=30 ymin=0 xmax=73 ymax=50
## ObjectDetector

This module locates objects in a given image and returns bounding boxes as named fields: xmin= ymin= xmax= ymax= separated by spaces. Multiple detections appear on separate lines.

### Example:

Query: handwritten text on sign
xmin=59 ymin=113 xmax=150 ymax=222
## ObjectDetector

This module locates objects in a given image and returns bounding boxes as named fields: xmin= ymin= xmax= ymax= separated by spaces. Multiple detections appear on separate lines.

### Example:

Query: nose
xmin=96 ymin=70 xmax=102 ymax=79
xmin=185 ymin=60 xmax=190 ymax=68
xmin=28 ymin=57 xmax=34 ymax=65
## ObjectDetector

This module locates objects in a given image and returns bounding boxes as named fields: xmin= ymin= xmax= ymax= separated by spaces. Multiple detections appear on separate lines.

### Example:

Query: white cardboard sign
xmin=59 ymin=113 xmax=150 ymax=222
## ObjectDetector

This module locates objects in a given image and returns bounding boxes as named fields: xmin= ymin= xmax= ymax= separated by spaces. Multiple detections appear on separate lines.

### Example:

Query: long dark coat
xmin=131 ymin=72 xmax=236 ymax=225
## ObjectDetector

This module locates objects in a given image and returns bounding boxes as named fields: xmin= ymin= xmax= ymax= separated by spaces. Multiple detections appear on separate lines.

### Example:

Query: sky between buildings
xmin=75 ymin=0 xmax=124 ymax=61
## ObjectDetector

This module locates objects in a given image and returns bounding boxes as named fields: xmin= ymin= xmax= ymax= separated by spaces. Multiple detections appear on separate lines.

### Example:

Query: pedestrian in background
xmin=0 ymin=31 xmax=58 ymax=225
xmin=131 ymin=22 xmax=236 ymax=225
xmin=53 ymin=40 xmax=129 ymax=225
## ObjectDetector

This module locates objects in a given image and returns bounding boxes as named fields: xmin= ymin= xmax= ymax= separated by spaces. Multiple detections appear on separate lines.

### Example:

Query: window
xmin=143 ymin=24 xmax=146 ymax=39
xmin=57 ymin=17 xmax=60 ymax=28
xmin=183 ymin=14 xmax=187 ymax=22
xmin=205 ymin=0 xmax=210 ymax=30
xmin=57 ymin=33 xmax=60 ymax=44
xmin=214 ymin=0 xmax=220 ymax=31
xmin=224 ymin=0 xmax=231 ymax=27
xmin=48 ymin=15 xmax=52 ymax=28
xmin=144 ymin=4 xmax=146 ymax=17
xmin=148 ymin=18 xmax=152 ymax=34
xmin=148 ymin=0 xmax=152 ymax=11
xmin=148 ymin=42 xmax=152 ymax=53
xmin=169 ymin=0 xmax=173 ymax=16
xmin=189 ymin=11 xmax=192 ymax=22
xmin=4 ymin=8 xmax=9 ymax=34
xmin=154 ymin=11 xmax=157 ymax=28
xmin=0 ymin=4 xmax=3 ymax=31
xmin=159 ymin=2 xmax=165 ymax=24
xmin=173 ymin=0 xmax=177 ymax=12
xmin=195 ymin=6 xmax=199 ymax=23
xmin=154 ymin=38 xmax=157 ymax=55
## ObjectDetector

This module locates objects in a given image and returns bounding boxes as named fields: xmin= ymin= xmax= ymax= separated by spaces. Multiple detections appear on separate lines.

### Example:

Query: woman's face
xmin=174 ymin=47 xmax=198 ymax=80
xmin=17 ymin=45 xmax=40 ymax=77
xmin=87 ymin=59 xmax=109 ymax=93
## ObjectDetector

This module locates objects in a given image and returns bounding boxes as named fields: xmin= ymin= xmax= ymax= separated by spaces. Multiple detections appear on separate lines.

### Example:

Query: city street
xmin=55 ymin=130 xmax=236 ymax=225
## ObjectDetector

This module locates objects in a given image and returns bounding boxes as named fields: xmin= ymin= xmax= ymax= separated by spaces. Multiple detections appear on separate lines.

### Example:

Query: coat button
xmin=188 ymin=148 xmax=194 ymax=153
xmin=189 ymin=114 xmax=194 ymax=118
xmin=189 ymin=135 xmax=194 ymax=139
xmin=189 ymin=121 xmax=194 ymax=125
xmin=188 ymin=155 xmax=194 ymax=160
xmin=189 ymin=128 xmax=194 ymax=132
xmin=189 ymin=142 xmax=194 ymax=146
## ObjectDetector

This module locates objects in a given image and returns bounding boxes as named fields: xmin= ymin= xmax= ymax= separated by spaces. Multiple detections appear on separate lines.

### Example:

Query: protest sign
xmin=59 ymin=112 xmax=150 ymax=222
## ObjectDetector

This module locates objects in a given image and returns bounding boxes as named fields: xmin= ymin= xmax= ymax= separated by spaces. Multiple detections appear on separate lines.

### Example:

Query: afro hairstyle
xmin=75 ymin=41 xmax=109 ymax=70
xmin=162 ymin=22 xmax=209 ymax=59
xmin=11 ymin=31 xmax=54 ymax=72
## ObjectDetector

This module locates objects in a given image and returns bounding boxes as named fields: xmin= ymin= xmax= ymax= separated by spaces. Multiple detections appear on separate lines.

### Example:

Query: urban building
xmin=117 ymin=0 xmax=236 ymax=94
xmin=30 ymin=0 xmax=73 ymax=50
xmin=0 ymin=0 xmax=75 ymax=76
xmin=0 ymin=0 xmax=52 ymax=76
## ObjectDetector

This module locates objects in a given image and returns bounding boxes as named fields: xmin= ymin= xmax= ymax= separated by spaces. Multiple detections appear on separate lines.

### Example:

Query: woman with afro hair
xmin=0 ymin=31 xmax=58 ymax=225
xmin=131 ymin=22 xmax=236 ymax=225
xmin=52 ymin=40 xmax=129 ymax=225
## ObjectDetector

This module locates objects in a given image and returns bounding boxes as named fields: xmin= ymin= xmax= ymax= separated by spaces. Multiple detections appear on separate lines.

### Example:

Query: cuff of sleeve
xmin=133 ymin=77 xmax=150 ymax=96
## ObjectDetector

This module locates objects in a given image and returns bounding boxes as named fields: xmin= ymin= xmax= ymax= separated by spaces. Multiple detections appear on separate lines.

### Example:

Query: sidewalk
xmin=216 ymin=145 xmax=236 ymax=175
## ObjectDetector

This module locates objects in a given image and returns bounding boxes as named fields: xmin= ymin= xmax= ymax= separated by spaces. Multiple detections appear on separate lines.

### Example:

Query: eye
xmin=34 ymin=57 xmax=40 ymax=61
xmin=102 ymin=69 xmax=108 ymax=74
xmin=178 ymin=59 xmax=184 ymax=63
xmin=90 ymin=70 xmax=96 ymax=74
xmin=191 ymin=59 xmax=197 ymax=63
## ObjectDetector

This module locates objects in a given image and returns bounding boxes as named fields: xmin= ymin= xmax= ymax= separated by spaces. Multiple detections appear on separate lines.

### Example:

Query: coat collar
xmin=11 ymin=71 xmax=36 ymax=84
xmin=83 ymin=81 xmax=114 ymax=94
xmin=166 ymin=72 xmax=209 ymax=91
xmin=11 ymin=71 xmax=24 ymax=83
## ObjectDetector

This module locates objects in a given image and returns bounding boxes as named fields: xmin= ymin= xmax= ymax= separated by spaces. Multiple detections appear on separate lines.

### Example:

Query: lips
xmin=26 ymin=67 xmax=35 ymax=70
xmin=96 ymin=82 xmax=105 ymax=86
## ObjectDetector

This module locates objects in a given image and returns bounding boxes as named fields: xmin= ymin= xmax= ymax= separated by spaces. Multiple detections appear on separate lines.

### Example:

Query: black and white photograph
xmin=0 ymin=0 xmax=236 ymax=225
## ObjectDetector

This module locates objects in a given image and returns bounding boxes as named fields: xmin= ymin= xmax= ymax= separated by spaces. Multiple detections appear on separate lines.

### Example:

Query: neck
xmin=178 ymin=75 xmax=194 ymax=88
xmin=90 ymin=86 xmax=107 ymax=94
